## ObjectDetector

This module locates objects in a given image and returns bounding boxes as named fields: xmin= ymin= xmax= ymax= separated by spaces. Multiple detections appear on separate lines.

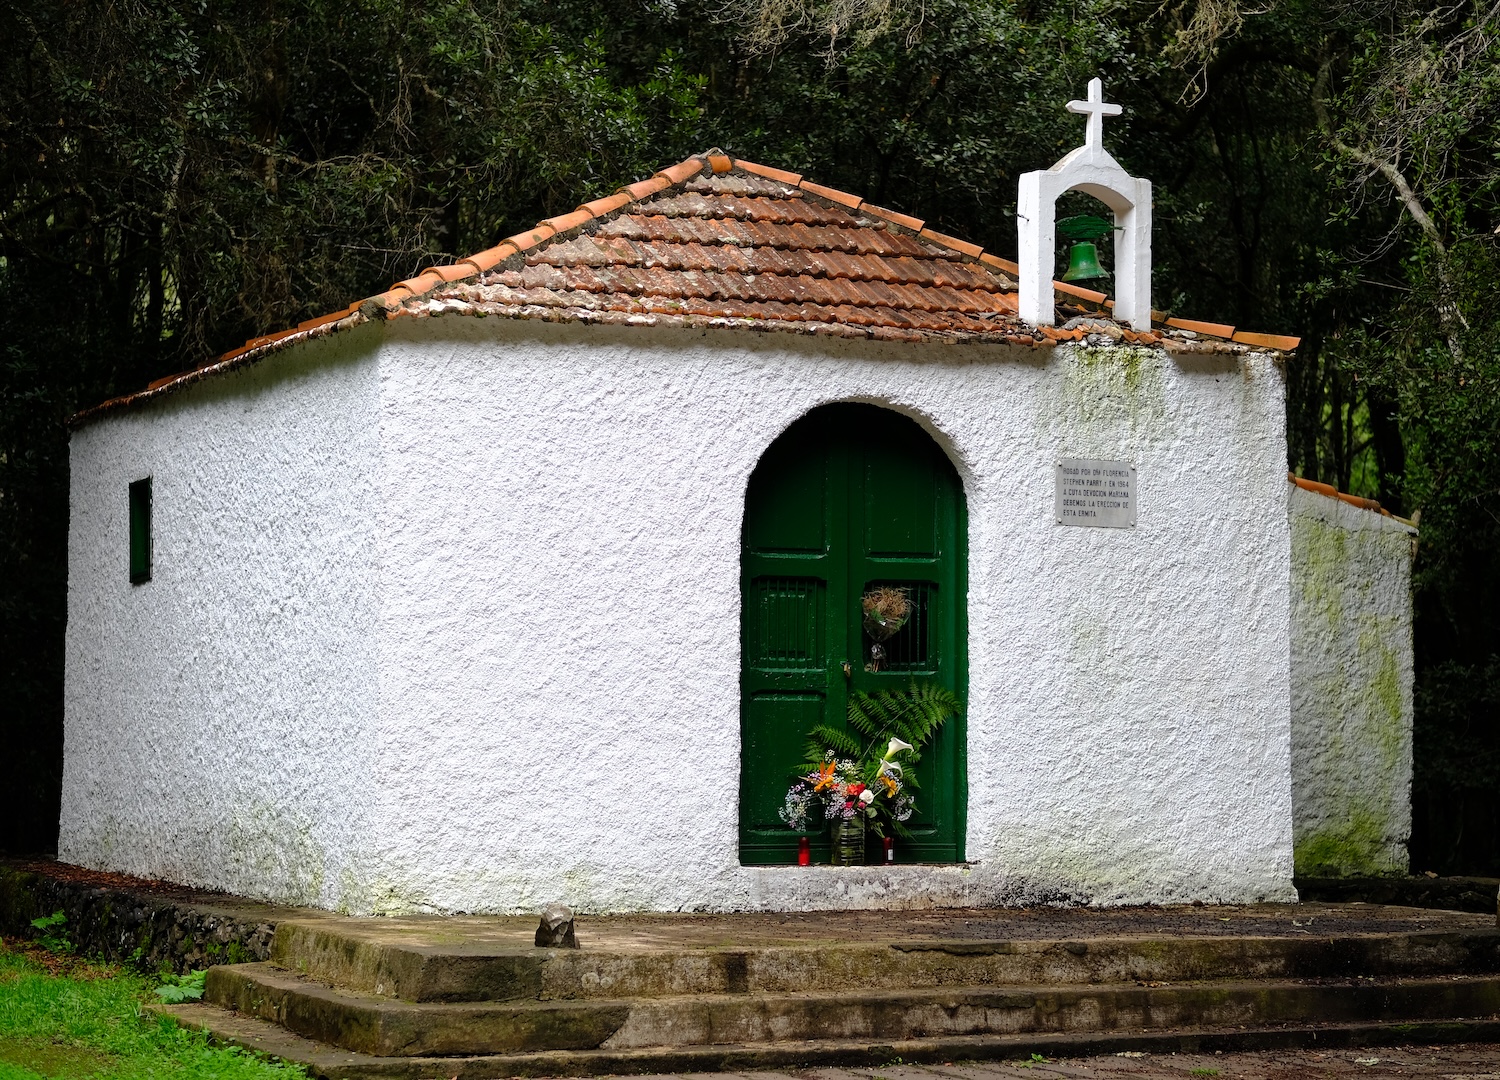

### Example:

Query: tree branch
xmin=1312 ymin=57 xmax=1468 ymax=353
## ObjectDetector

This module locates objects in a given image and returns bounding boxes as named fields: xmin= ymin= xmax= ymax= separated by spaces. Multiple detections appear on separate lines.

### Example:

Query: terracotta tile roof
xmin=398 ymin=167 xmax=1037 ymax=345
xmin=73 ymin=151 xmax=1301 ymax=425
xmin=1288 ymin=472 xmax=1415 ymax=527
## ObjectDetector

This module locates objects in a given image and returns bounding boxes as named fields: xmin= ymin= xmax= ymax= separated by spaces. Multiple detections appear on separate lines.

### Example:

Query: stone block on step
xmin=537 ymin=902 xmax=578 ymax=948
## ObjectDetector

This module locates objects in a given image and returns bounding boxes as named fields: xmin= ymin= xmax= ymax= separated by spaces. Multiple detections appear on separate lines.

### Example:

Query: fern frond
xmin=890 ymin=679 xmax=960 ymax=748
xmin=804 ymin=724 xmax=862 ymax=762
xmin=845 ymin=689 xmax=895 ymax=740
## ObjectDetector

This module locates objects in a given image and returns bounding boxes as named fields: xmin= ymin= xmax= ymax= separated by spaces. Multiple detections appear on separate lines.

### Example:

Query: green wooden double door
xmin=739 ymin=403 xmax=967 ymax=865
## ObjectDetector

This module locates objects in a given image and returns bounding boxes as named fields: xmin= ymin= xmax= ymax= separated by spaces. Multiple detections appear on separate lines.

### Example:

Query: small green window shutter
xmin=129 ymin=478 xmax=152 ymax=584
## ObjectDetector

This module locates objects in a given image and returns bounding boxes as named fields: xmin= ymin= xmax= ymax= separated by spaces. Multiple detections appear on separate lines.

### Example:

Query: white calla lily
xmin=884 ymin=737 xmax=914 ymax=759
xmin=877 ymin=758 xmax=903 ymax=779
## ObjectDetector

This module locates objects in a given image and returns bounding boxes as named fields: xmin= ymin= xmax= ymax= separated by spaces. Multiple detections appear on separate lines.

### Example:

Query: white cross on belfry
xmin=1067 ymin=78 xmax=1122 ymax=153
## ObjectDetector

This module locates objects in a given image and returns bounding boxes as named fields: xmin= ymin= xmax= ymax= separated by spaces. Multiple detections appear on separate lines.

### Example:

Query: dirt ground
xmin=607 ymin=1046 xmax=1500 ymax=1080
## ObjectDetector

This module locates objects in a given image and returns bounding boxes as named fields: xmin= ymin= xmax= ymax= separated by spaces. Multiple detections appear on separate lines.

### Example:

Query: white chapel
xmin=59 ymin=86 xmax=1414 ymax=914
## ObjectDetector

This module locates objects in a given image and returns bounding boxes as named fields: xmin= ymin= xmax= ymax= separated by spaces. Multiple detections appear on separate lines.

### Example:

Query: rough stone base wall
xmin=1296 ymin=875 xmax=1500 ymax=916
xmin=0 ymin=858 xmax=290 ymax=973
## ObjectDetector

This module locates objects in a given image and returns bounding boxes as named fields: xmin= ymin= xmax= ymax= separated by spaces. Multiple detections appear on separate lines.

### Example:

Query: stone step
xmin=270 ymin=918 xmax=1500 ymax=1002
xmin=207 ymin=962 xmax=1500 ymax=1058
xmin=151 ymin=1000 xmax=1500 ymax=1080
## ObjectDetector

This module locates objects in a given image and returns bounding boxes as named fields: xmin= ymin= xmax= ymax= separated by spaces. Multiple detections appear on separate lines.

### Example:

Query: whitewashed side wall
xmin=364 ymin=318 xmax=1294 ymax=914
xmin=1289 ymin=483 xmax=1415 ymax=878
xmin=60 ymin=327 xmax=382 ymax=909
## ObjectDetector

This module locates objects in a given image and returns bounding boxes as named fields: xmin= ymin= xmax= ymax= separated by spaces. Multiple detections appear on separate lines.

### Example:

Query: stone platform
xmin=149 ymin=902 xmax=1500 ymax=1079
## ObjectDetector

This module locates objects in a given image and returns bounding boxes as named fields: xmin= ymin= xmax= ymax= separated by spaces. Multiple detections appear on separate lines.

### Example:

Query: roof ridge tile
xmin=918 ymin=226 xmax=982 ymax=260
xmin=578 ymin=191 xmax=634 ymax=218
xmin=861 ymin=203 xmax=924 ymax=233
xmin=622 ymin=175 xmax=673 ymax=200
xmin=734 ymin=159 xmax=802 ymax=186
xmin=655 ymin=158 xmax=708 ymax=185
xmin=979 ymin=252 xmax=1020 ymax=276
xmin=540 ymin=208 xmax=594 ymax=235
xmin=1233 ymin=330 xmax=1303 ymax=351
xmin=462 ymin=242 xmax=519 ymax=276
xmin=797 ymin=179 xmax=863 ymax=211
xmin=1054 ymin=281 xmax=1109 ymax=305
xmin=1166 ymin=317 xmax=1235 ymax=338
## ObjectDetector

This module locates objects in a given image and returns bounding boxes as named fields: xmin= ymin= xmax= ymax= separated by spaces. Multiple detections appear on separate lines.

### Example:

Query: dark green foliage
xmin=802 ymin=680 xmax=960 ymax=778
xmin=829 ymin=680 xmax=961 ymax=773
xmin=1298 ymin=1 xmax=1500 ymax=871
xmin=1412 ymin=656 xmax=1500 ymax=872
xmin=153 ymin=969 xmax=207 ymax=1003
xmin=803 ymin=723 xmax=863 ymax=764
xmin=0 ymin=0 xmax=704 ymax=854
xmin=28 ymin=911 xmax=71 ymax=955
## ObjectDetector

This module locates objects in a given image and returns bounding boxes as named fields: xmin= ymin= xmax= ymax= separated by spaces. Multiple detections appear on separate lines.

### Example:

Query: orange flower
xmin=813 ymin=760 xmax=837 ymax=792
xmin=881 ymin=775 xmax=899 ymax=797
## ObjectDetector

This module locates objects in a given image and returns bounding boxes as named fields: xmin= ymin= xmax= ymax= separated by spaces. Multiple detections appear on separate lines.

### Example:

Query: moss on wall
xmin=1294 ymin=809 xmax=1392 ymax=878
xmin=1290 ymin=487 xmax=1415 ymax=879
xmin=1046 ymin=345 xmax=1169 ymax=446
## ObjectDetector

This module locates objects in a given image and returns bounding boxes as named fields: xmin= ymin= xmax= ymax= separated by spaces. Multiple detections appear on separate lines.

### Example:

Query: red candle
xmin=797 ymin=837 xmax=811 ymax=866
xmin=883 ymin=836 xmax=894 ymax=863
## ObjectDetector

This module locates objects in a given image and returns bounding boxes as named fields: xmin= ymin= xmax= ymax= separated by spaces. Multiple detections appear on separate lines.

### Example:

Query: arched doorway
xmin=738 ymin=403 xmax=967 ymax=864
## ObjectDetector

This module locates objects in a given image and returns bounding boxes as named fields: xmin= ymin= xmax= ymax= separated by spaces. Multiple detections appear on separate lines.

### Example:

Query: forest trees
xmin=1308 ymin=0 xmax=1500 ymax=863
xmin=2 ymin=0 xmax=1495 ymax=867
xmin=1167 ymin=0 xmax=1500 ymax=866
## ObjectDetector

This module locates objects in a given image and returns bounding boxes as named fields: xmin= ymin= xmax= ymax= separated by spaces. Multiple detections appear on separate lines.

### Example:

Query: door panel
xmin=740 ymin=404 xmax=967 ymax=865
xmin=743 ymin=438 xmax=829 ymax=554
xmin=740 ymin=692 xmax=828 ymax=845
xmin=863 ymin=448 xmax=938 ymax=558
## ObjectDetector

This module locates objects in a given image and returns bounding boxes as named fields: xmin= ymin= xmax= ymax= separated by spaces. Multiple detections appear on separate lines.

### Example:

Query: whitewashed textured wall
xmin=63 ymin=317 xmax=1295 ymax=912
xmin=61 ymin=328 xmax=383 ymax=909
xmin=1289 ymin=482 xmax=1415 ymax=877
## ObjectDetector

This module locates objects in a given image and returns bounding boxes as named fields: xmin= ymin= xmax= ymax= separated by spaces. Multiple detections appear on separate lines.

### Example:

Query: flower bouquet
xmin=779 ymin=680 xmax=960 ymax=864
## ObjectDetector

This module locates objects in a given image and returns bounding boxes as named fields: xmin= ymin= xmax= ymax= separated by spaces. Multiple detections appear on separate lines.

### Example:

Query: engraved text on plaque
xmin=1055 ymin=458 xmax=1137 ymax=528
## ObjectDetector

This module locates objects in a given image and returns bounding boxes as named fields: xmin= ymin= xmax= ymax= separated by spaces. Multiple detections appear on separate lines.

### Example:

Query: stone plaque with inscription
xmin=1055 ymin=458 xmax=1137 ymax=528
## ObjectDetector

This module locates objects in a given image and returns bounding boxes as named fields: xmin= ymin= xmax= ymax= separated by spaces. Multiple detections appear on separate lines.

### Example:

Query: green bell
xmin=1061 ymin=241 xmax=1109 ymax=283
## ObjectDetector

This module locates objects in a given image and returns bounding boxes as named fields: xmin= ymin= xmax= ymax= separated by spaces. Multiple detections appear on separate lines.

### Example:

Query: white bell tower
xmin=1017 ymin=78 xmax=1153 ymax=331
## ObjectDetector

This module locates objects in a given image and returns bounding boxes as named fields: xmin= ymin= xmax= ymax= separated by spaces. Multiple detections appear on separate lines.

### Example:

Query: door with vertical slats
xmin=738 ymin=403 xmax=967 ymax=864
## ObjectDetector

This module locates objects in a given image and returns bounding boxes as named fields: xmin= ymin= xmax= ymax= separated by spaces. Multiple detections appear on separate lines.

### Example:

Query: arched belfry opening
xmin=737 ymin=403 xmax=967 ymax=865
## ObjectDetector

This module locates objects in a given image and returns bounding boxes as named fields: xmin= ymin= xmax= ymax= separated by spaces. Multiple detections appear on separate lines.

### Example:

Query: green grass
xmin=0 ymin=943 xmax=305 ymax=1080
